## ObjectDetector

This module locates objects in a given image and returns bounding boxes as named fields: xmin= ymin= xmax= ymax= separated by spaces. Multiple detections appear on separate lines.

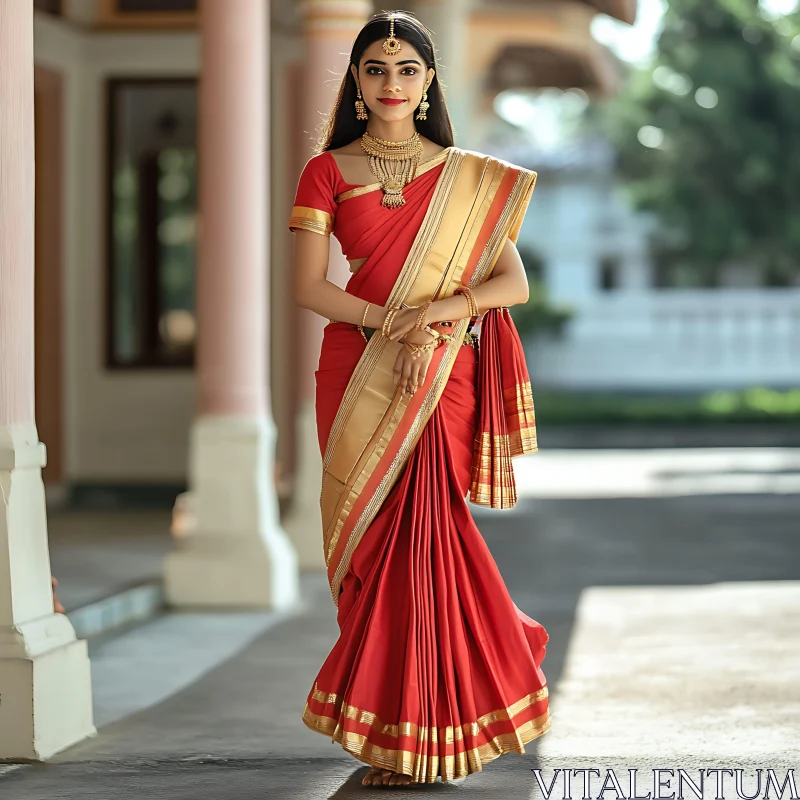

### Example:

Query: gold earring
xmin=416 ymin=88 xmax=430 ymax=121
xmin=355 ymin=84 xmax=368 ymax=121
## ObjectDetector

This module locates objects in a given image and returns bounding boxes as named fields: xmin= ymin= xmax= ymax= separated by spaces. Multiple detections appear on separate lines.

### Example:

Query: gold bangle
xmin=355 ymin=301 xmax=370 ymax=343
xmin=382 ymin=306 xmax=400 ymax=338
xmin=466 ymin=288 xmax=479 ymax=317
xmin=454 ymin=286 xmax=471 ymax=317
xmin=414 ymin=301 xmax=431 ymax=331
xmin=455 ymin=286 xmax=478 ymax=318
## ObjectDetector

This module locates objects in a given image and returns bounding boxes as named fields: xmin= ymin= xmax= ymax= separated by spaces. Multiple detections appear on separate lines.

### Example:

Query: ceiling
xmin=582 ymin=0 xmax=638 ymax=24
xmin=495 ymin=0 xmax=639 ymax=25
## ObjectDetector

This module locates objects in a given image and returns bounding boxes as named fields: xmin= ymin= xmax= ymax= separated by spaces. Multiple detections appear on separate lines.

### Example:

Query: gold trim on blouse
xmin=334 ymin=147 xmax=454 ymax=204
xmin=289 ymin=205 xmax=334 ymax=236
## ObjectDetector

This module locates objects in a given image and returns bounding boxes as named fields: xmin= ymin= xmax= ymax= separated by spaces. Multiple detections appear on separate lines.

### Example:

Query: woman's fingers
xmin=408 ymin=361 xmax=421 ymax=394
xmin=393 ymin=348 xmax=406 ymax=384
xmin=401 ymin=356 xmax=414 ymax=388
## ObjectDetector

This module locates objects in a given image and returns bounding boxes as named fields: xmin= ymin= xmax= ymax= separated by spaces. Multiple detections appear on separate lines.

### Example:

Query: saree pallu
xmin=301 ymin=147 xmax=550 ymax=782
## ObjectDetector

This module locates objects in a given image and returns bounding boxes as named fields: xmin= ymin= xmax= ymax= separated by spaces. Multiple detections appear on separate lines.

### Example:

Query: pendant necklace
xmin=359 ymin=129 xmax=423 ymax=209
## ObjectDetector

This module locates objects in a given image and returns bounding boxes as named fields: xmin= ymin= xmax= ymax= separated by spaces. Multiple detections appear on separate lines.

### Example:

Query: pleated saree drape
xmin=291 ymin=146 xmax=550 ymax=783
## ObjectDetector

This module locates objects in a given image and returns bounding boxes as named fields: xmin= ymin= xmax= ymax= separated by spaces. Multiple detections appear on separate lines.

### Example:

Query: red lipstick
xmin=379 ymin=98 xmax=406 ymax=106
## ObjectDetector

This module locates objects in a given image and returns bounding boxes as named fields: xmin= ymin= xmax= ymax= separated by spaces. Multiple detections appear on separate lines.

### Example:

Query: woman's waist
xmin=325 ymin=319 xmax=477 ymax=349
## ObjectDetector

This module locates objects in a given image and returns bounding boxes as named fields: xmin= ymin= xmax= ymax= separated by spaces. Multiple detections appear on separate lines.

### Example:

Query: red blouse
xmin=288 ymin=152 xmax=352 ymax=239
xmin=288 ymin=149 xmax=451 ymax=263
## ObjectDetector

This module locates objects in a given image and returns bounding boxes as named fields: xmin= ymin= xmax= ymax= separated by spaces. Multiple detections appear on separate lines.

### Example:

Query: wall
xmin=34 ymin=14 xmax=198 ymax=483
xmin=528 ymin=289 xmax=800 ymax=391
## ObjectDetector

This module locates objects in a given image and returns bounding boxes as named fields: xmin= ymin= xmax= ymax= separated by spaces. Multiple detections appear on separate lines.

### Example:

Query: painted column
xmin=164 ymin=0 xmax=299 ymax=608
xmin=413 ymin=0 xmax=472 ymax=147
xmin=284 ymin=0 xmax=371 ymax=570
xmin=0 ymin=1 xmax=94 ymax=759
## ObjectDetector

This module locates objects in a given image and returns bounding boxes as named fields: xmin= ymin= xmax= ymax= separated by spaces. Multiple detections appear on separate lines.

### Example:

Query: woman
xmin=289 ymin=10 xmax=550 ymax=788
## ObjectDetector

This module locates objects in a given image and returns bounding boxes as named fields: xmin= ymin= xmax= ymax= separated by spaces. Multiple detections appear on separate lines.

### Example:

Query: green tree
xmin=598 ymin=0 xmax=800 ymax=285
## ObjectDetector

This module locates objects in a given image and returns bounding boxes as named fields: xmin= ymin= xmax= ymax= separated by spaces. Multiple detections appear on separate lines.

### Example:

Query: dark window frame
xmin=34 ymin=0 xmax=63 ymax=15
xmin=598 ymin=254 xmax=622 ymax=292
xmin=105 ymin=76 xmax=198 ymax=370
xmin=98 ymin=0 xmax=197 ymax=29
xmin=117 ymin=0 xmax=196 ymax=10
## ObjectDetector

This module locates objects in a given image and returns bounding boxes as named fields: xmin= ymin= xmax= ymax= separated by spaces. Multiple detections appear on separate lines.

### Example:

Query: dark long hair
xmin=316 ymin=10 xmax=455 ymax=153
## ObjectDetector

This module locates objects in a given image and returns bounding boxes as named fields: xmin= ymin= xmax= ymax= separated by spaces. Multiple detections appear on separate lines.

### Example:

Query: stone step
xmin=67 ymin=579 xmax=165 ymax=641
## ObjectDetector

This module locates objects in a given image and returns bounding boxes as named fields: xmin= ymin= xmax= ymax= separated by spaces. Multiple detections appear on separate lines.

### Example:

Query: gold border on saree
xmin=303 ymin=708 xmax=551 ymax=783
xmin=301 ymin=684 xmax=550 ymax=783
xmin=328 ymin=154 xmax=507 ymax=597
xmin=321 ymin=151 xmax=540 ymax=603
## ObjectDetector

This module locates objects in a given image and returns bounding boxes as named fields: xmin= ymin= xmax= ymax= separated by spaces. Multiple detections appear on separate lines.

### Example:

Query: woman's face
xmin=350 ymin=37 xmax=435 ymax=124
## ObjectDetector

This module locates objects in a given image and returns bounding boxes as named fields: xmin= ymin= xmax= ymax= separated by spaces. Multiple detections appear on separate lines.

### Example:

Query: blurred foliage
xmin=508 ymin=245 xmax=573 ymax=337
xmin=594 ymin=0 xmax=800 ymax=285
xmin=533 ymin=387 xmax=800 ymax=425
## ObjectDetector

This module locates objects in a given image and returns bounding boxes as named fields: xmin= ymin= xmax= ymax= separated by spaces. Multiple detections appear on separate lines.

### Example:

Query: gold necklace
xmin=359 ymin=130 xmax=423 ymax=209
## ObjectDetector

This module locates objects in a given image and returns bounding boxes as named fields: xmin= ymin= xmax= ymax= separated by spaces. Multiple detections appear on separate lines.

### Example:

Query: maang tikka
xmin=382 ymin=14 xmax=401 ymax=56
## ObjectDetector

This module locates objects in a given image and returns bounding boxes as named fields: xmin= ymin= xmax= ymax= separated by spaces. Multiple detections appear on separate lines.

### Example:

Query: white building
xmin=491 ymin=114 xmax=800 ymax=392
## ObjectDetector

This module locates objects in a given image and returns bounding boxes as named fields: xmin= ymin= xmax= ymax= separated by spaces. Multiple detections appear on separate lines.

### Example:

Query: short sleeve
xmin=288 ymin=153 xmax=337 ymax=237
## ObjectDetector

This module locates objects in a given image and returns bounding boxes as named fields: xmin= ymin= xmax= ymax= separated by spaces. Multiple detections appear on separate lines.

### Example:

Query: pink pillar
xmin=197 ymin=0 xmax=268 ymax=417
xmin=165 ymin=0 xmax=298 ymax=609
xmin=283 ymin=1 xmax=371 ymax=571
xmin=0 ymin=1 xmax=35 ymax=426
xmin=297 ymin=0 xmax=372 ymax=403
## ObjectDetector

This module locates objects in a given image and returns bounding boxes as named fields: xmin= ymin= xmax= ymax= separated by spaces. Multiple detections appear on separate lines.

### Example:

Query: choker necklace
xmin=359 ymin=130 xmax=423 ymax=209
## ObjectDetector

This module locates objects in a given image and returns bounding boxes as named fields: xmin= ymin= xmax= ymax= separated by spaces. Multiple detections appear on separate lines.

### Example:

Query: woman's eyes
xmin=366 ymin=67 xmax=418 ymax=76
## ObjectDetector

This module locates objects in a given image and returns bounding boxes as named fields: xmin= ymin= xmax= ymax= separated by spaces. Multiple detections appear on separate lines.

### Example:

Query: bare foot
xmin=362 ymin=767 xmax=382 ymax=787
xmin=361 ymin=766 xmax=413 ymax=787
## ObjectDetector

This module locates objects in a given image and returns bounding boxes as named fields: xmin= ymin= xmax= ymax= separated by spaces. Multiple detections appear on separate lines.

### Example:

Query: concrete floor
xmin=48 ymin=510 xmax=172 ymax=610
xmin=4 ymin=489 xmax=799 ymax=798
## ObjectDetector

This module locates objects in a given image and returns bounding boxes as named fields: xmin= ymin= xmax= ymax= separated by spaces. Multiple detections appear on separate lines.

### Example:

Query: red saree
xmin=288 ymin=146 xmax=549 ymax=783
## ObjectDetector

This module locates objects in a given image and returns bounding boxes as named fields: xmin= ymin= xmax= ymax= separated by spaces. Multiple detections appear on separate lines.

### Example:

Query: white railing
xmin=526 ymin=289 xmax=800 ymax=390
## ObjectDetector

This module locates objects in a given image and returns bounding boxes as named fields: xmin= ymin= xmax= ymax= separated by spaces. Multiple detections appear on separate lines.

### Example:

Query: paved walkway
xmin=5 ymin=487 xmax=798 ymax=798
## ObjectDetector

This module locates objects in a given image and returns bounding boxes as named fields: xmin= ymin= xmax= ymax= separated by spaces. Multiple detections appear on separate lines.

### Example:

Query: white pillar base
xmin=283 ymin=400 xmax=326 ymax=571
xmin=0 ymin=423 xmax=95 ymax=760
xmin=164 ymin=415 xmax=300 ymax=609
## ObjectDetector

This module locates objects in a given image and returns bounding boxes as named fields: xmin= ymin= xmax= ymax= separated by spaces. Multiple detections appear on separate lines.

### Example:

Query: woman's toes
xmin=380 ymin=769 xmax=394 ymax=785
xmin=362 ymin=767 xmax=382 ymax=786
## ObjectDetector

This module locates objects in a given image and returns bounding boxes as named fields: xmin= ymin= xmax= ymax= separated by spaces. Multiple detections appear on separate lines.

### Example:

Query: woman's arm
xmin=292 ymin=230 xmax=388 ymax=330
xmin=427 ymin=237 xmax=530 ymax=323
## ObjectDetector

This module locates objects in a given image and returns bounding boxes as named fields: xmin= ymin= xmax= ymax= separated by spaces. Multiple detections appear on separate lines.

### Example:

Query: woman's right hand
xmin=392 ymin=333 xmax=436 ymax=396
